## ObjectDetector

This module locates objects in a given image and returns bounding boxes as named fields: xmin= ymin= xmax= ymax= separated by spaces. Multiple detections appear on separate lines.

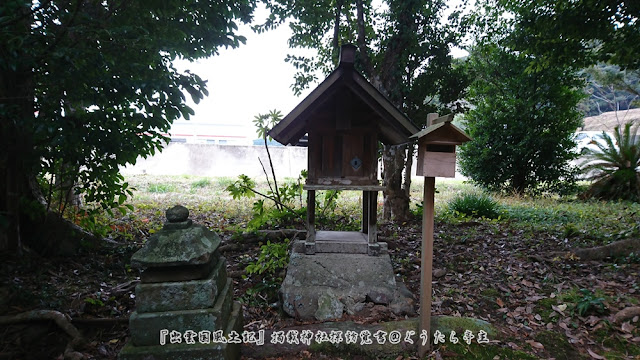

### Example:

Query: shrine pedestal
xmin=280 ymin=247 xmax=415 ymax=321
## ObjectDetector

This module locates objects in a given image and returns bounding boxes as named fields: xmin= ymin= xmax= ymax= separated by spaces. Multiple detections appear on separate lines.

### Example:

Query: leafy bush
xmin=458 ymin=42 xmax=583 ymax=195
xmin=245 ymin=239 xmax=290 ymax=275
xmin=448 ymin=192 xmax=502 ymax=219
xmin=580 ymin=122 xmax=640 ymax=202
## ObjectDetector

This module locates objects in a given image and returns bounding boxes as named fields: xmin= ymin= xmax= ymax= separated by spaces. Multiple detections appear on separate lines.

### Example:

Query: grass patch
xmin=147 ymin=183 xmax=177 ymax=193
xmin=190 ymin=177 xmax=211 ymax=189
xmin=502 ymin=198 xmax=640 ymax=246
xmin=126 ymin=175 xmax=640 ymax=249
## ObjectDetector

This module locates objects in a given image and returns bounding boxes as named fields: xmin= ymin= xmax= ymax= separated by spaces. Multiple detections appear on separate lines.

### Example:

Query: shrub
xmin=580 ymin=122 xmax=640 ymax=202
xmin=245 ymin=238 xmax=290 ymax=275
xmin=448 ymin=193 xmax=502 ymax=219
xmin=458 ymin=43 xmax=583 ymax=195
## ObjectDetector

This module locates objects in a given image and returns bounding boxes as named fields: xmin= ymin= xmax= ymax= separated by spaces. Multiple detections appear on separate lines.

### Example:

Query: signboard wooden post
xmin=413 ymin=113 xmax=472 ymax=357
xmin=418 ymin=113 xmax=438 ymax=357
xmin=419 ymin=175 xmax=436 ymax=357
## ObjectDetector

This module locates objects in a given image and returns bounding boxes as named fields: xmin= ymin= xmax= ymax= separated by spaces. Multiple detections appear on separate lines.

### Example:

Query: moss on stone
xmin=432 ymin=315 xmax=497 ymax=339
xmin=440 ymin=342 xmax=537 ymax=359
xmin=593 ymin=327 xmax=640 ymax=357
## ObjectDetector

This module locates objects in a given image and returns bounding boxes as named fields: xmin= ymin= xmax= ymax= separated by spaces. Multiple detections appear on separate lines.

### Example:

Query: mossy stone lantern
xmin=119 ymin=205 xmax=242 ymax=360
xmin=268 ymin=44 xmax=419 ymax=256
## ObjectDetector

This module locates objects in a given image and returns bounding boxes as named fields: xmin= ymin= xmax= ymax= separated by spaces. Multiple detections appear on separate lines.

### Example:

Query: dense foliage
xmin=0 ymin=0 xmax=255 ymax=251
xmin=500 ymin=0 xmax=640 ymax=72
xmin=459 ymin=39 xmax=584 ymax=194
xmin=448 ymin=192 xmax=502 ymax=219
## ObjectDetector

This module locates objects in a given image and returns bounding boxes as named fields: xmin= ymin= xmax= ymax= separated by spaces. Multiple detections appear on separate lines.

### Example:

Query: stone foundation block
xmin=119 ymin=301 xmax=243 ymax=360
xmin=130 ymin=279 xmax=233 ymax=346
xmin=135 ymin=258 xmax=227 ymax=313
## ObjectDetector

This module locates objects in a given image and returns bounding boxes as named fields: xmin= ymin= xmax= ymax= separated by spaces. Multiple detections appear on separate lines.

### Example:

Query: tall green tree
xmin=0 ymin=0 xmax=255 ymax=253
xmin=257 ymin=0 xmax=467 ymax=220
xmin=458 ymin=7 xmax=584 ymax=194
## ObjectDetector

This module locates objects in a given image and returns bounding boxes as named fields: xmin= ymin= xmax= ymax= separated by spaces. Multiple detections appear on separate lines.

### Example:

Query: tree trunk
xmin=382 ymin=144 xmax=411 ymax=221
xmin=1 ymin=5 xmax=34 ymax=253
xmin=404 ymin=141 xmax=415 ymax=198
xmin=0 ymin=4 xmax=91 ymax=255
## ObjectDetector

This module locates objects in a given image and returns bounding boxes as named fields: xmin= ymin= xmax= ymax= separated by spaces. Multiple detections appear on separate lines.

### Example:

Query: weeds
xmin=575 ymin=289 xmax=608 ymax=316
xmin=245 ymin=238 xmax=290 ymax=275
xmin=190 ymin=177 xmax=211 ymax=189
xmin=147 ymin=183 xmax=176 ymax=193
xmin=448 ymin=192 xmax=503 ymax=219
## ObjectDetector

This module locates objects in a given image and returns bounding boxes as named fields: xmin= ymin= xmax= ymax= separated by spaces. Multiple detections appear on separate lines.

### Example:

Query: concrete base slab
xmin=280 ymin=252 xmax=415 ymax=321
xmin=119 ymin=301 xmax=243 ymax=360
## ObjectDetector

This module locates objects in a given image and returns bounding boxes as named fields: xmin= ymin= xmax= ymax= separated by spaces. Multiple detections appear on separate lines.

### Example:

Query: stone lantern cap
xmin=131 ymin=205 xmax=221 ymax=282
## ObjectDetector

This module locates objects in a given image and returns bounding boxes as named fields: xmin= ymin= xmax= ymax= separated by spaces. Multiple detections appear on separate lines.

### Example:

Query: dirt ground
xmin=1 ymin=213 xmax=639 ymax=359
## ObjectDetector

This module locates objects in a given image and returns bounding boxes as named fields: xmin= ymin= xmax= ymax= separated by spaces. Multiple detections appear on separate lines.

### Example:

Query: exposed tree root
xmin=612 ymin=306 xmax=640 ymax=324
xmin=573 ymin=238 xmax=640 ymax=260
xmin=0 ymin=310 xmax=85 ymax=360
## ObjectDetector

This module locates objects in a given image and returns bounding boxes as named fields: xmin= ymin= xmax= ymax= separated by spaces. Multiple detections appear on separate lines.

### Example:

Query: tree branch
xmin=262 ymin=134 xmax=282 ymax=210
xmin=355 ymin=0 xmax=374 ymax=79
xmin=235 ymin=183 xmax=299 ymax=217
xmin=332 ymin=0 xmax=343 ymax=64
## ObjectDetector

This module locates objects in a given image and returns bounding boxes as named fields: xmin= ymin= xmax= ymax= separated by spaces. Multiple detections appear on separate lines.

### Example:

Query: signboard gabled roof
xmin=410 ymin=114 xmax=472 ymax=145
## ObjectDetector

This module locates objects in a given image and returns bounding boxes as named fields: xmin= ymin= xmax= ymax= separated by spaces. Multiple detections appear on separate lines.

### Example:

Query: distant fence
xmin=121 ymin=143 xmax=308 ymax=179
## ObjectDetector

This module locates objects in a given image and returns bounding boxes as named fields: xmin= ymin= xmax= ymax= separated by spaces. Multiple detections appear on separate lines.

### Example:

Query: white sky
xmin=174 ymin=3 xmax=469 ymax=140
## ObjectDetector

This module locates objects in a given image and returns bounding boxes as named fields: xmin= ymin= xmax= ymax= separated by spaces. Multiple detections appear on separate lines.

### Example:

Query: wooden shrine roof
xmin=268 ymin=45 xmax=419 ymax=146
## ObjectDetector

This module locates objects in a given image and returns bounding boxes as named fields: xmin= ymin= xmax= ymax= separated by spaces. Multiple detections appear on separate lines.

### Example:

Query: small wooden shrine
xmin=268 ymin=44 xmax=419 ymax=255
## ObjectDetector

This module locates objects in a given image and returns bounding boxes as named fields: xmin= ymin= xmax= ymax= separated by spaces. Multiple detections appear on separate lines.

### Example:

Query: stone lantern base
xmin=118 ymin=302 xmax=243 ymax=360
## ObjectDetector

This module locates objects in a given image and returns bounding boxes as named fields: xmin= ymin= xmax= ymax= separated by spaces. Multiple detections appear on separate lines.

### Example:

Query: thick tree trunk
xmin=403 ymin=141 xmax=415 ymax=198
xmin=382 ymin=144 xmax=411 ymax=221
xmin=1 ymin=6 xmax=34 ymax=253
xmin=0 ymin=4 xmax=90 ymax=255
